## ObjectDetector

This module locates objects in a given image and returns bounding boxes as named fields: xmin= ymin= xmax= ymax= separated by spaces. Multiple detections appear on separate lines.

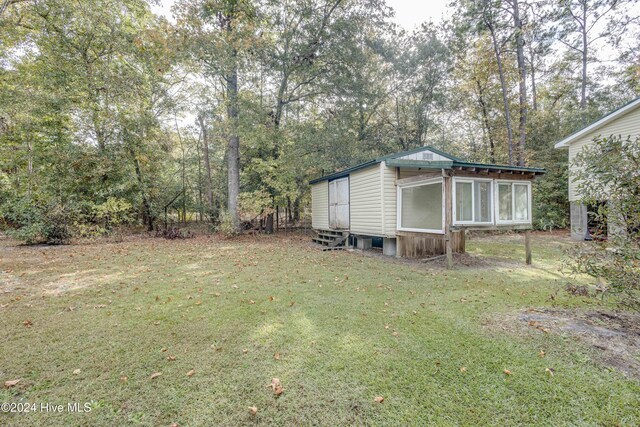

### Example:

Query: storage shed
xmin=309 ymin=146 xmax=545 ymax=259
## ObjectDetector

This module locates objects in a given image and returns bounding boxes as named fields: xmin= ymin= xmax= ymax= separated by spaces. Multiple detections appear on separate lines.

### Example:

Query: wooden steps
xmin=312 ymin=230 xmax=348 ymax=250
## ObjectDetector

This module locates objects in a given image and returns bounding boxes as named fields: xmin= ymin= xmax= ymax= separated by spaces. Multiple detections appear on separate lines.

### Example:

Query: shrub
xmin=216 ymin=210 xmax=239 ymax=238
xmin=567 ymin=135 xmax=640 ymax=311
xmin=2 ymin=198 xmax=76 ymax=245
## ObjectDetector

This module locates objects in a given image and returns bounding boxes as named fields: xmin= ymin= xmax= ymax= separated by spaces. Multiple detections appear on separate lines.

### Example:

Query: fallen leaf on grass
xmin=150 ymin=372 xmax=162 ymax=379
xmin=268 ymin=378 xmax=284 ymax=395
xmin=167 ymin=355 xmax=176 ymax=361
xmin=374 ymin=396 xmax=384 ymax=403
xmin=539 ymin=350 xmax=546 ymax=358
xmin=545 ymin=368 xmax=555 ymax=377
xmin=120 ymin=376 xmax=128 ymax=382
xmin=459 ymin=367 xmax=467 ymax=373
xmin=23 ymin=320 xmax=32 ymax=327
xmin=4 ymin=379 xmax=20 ymax=388
xmin=249 ymin=300 xmax=255 ymax=305
xmin=242 ymin=348 xmax=248 ymax=354
xmin=186 ymin=369 xmax=195 ymax=377
xmin=289 ymin=301 xmax=295 ymax=307
xmin=273 ymin=352 xmax=281 ymax=360
xmin=73 ymin=369 xmax=81 ymax=375
xmin=503 ymin=369 xmax=512 ymax=376
xmin=248 ymin=406 xmax=258 ymax=415
xmin=268 ymin=296 xmax=275 ymax=301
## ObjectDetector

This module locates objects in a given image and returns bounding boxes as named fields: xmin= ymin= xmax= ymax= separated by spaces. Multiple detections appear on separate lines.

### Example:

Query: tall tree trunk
xmin=476 ymin=79 xmax=496 ymax=163
xmin=197 ymin=113 xmax=214 ymax=219
xmin=512 ymin=0 xmax=528 ymax=166
xmin=529 ymin=44 xmax=538 ymax=111
xmin=487 ymin=20 xmax=515 ymax=165
xmin=128 ymin=145 xmax=154 ymax=231
xmin=580 ymin=2 xmax=588 ymax=111
xmin=226 ymin=62 xmax=240 ymax=231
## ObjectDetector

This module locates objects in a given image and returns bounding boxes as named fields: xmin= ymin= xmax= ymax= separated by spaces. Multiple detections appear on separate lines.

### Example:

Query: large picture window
xmin=496 ymin=181 xmax=531 ymax=224
xmin=397 ymin=179 xmax=444 ymax=233
xmin=453 ymin=178 xmax=493 ymax=224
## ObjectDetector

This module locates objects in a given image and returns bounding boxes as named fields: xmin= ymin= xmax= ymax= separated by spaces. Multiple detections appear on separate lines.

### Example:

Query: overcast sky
xmin=151 ymin=0 xmax=449 ymax=29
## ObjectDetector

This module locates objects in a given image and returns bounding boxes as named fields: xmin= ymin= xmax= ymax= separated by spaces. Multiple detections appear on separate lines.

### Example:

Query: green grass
xmin=0 ymin=232 xmax=638 ymax=426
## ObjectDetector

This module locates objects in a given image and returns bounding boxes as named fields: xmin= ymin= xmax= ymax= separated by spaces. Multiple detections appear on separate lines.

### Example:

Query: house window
xmin=453 ymin=178 xmax=493 ymax=224
xmin=496 ymin=181 xmax=531 ymax=224
xmin=397 ymin=179 xmax=444 ymax=233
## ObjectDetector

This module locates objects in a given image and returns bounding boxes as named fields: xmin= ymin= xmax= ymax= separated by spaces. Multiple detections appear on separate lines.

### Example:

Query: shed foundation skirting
xmin=396 ymin=231 xmax=465 ymax=258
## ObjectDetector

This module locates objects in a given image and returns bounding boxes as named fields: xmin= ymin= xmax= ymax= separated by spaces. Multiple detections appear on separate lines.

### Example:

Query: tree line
xmin=0 ymin=0 xmax=638 ymax=241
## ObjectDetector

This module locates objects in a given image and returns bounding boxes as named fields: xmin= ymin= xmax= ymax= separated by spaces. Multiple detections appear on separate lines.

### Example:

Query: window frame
xmin=452 ymin=177 xmax=494 ymax=226
xmin=494 ymin=179 xmax=532 ymax=225
xmin=396 ymin=177 xmax=445 ymax=234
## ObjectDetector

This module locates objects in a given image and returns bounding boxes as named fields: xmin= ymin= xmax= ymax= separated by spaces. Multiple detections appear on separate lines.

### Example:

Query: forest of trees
xmin=1 ymin=0 xmax=639 ymax=241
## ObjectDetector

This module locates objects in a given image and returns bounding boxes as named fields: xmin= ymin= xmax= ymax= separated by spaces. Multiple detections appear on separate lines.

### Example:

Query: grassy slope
xmin=0 ymin=233 xmax=638 ymax=426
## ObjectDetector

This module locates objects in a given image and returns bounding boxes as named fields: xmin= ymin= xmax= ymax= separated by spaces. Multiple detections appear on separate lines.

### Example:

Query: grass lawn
xmin=0 ymin=232 xmax=638 ymax=426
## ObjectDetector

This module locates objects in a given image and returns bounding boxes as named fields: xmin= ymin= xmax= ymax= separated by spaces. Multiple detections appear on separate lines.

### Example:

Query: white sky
xmin=151 ymin=0 xmax=449 ymax=29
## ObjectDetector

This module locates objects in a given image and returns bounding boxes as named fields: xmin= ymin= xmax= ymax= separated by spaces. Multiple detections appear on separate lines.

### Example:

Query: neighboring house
xmin=309 ymin=146 xmax=545 ymax=258
xmin=555 ymin=96 xmax=640 ymax=240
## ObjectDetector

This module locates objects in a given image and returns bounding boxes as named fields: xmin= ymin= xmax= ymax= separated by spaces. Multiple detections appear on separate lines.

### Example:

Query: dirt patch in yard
xmin=493 ymin=308 xmax=640 ymax=380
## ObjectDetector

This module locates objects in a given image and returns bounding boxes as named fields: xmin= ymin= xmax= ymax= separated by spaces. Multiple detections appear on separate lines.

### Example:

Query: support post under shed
xmin=525 ymin=230 xmax=532 ymax=265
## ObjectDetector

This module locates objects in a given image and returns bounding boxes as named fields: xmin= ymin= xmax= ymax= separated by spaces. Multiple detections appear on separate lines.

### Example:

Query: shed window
xmin=514 ymin=184 xmax=529 ymax=221
xmin=474 ymin=181 xmax=492 ymax=223
xmin=453 ymin=178 xmax=493 ymax=224
xmin=496 ymin=181 xmax=531 ymax=224
xmin=455 ymin=182 xmax=473 ymax=222
xmin=498 ymin=183 xmax=513 ymax=221
xmin=398 ymin=179 xmax=443 ymax=233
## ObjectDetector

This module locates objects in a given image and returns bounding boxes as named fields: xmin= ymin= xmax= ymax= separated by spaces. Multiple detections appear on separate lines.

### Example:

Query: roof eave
xmin=554 ymin=96 xmax=640 ymax=149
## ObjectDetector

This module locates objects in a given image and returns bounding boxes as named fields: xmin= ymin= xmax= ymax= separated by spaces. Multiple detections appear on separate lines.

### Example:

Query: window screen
xmin=514 ymin=184 xmax=529 ymax=221
xmin=401 ymin=182 xmax=443 ymax=230
xmin=455 ymin=181 xmax=473 ymax=222
xmin=474 ymin=181 xmax=492 ymax=222
xmin=498 ymin=183 xmax=513 ymax=221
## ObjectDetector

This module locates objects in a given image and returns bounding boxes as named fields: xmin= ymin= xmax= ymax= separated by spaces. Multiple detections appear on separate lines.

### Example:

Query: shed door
xmin=329 ymin=178 xmax=349 ymax=229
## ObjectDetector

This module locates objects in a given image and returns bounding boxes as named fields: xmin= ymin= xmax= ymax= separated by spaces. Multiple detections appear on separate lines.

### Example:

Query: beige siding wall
xmin=382 ymin=163 xmax=397 ymax=236
xmin=398 ymin=169 xmax=432 ymax=179
xmin=568 ymin=107 xmax=640 ymax=201
xmin=311 ymin=181 xmax=329 ymax=229
xmin=350 ymin=165 xmax=384 ymax=235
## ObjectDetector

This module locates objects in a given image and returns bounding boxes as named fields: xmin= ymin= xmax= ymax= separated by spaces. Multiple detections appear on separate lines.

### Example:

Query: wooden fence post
xmin=444 ymin=171 xmax=454 ymax=269
xmin=525 ymin=230 xmax=532 ymax=265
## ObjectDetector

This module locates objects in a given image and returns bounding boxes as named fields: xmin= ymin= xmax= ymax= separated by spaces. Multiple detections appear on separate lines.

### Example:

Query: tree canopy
xmin=1 ymin=0 xmax=638 ymax=240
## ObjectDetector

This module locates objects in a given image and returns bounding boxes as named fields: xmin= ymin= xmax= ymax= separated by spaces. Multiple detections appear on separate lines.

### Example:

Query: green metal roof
xmin=451 ymin=161 xmax=546 ymax=173
xmin=309 ymin=146 xmax=546 ymax=184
